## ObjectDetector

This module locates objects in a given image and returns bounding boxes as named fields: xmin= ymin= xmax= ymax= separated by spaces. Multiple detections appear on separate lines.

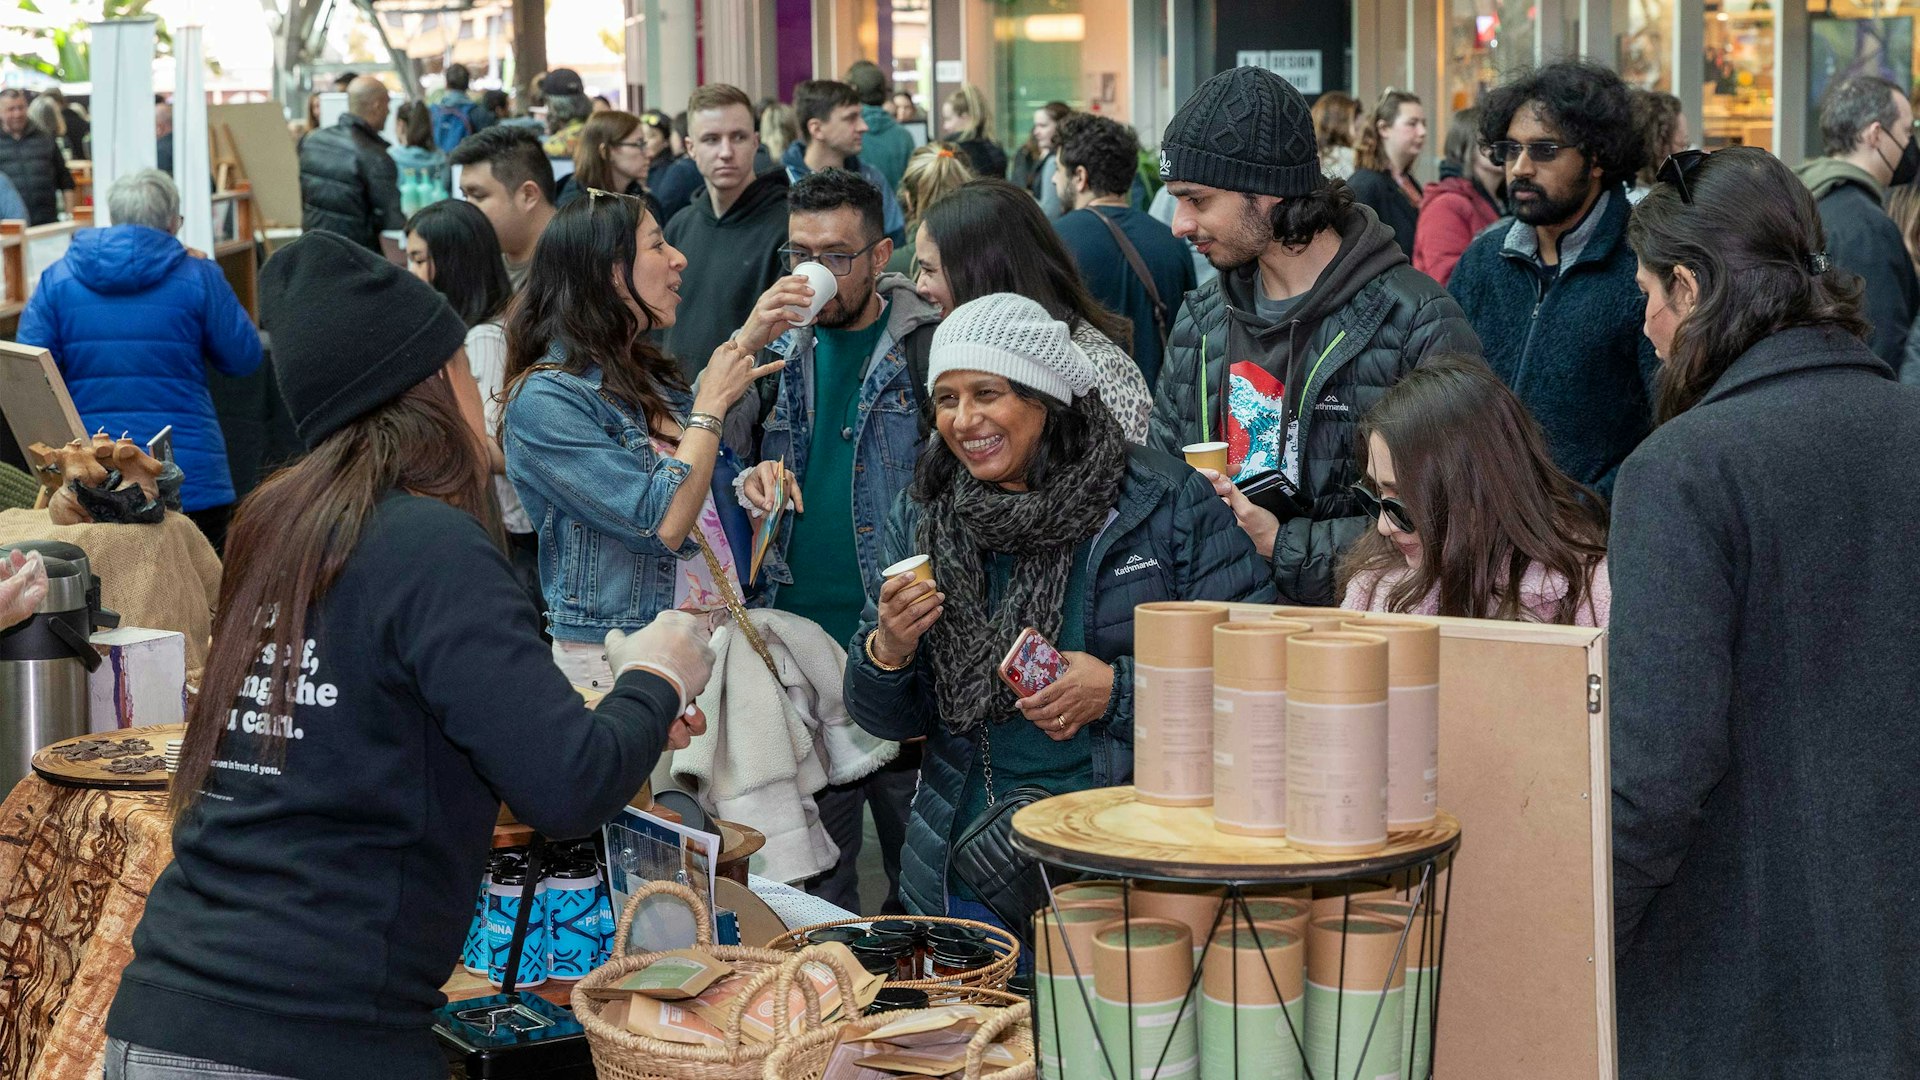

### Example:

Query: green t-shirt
xmin=950 ymin=541 xmax=1099 ymax=900
xmin=774 ymin=306 xmax=891 ymax=646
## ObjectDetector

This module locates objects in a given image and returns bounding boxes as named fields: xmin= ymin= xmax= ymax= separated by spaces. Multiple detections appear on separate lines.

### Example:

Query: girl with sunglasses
xmin=1337 ymin=354 xmax=1610 ymax=625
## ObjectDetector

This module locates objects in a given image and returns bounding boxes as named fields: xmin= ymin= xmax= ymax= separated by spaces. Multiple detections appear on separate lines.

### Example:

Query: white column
xmin=1774 ymin=0 xmax=1808 ymax=164
xmin=702 ymin=0 xmax=772 ymax=99
xmin=89 ymin=16 xmax=159 ymax=226
xmin=644 ymin=0 xmax=696 ymax=118
xmin=173 ymin=25 xmax=214 ymax=254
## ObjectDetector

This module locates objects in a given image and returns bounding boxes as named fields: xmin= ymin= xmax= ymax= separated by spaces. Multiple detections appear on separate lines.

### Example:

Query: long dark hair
xmin=922 ymin=179 xmax=1130 ymax=348
xmin=172 ymin=374 xmax=493 ymax=821
xmin=1356 ymin=89 xmax=1420 ymax=173
xmin=406 ymin=200 xmax=512 ymax=327
xmin=1336 ymin=355 xmax=1608 ymax=625
xmin=1022 ymin=100 xmax=1072 ymax=165
xmin=1627 ymin=146 xmax=1869 ymax=422
xmin=913 ymin=384 xmax=1107 ymax=501
xmin=502 ymin=193 xmax=687 ymax=430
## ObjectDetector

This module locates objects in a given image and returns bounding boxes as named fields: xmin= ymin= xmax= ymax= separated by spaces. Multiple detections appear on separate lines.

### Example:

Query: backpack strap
xmin=1092 ymin=208 xmax=1170 ymax=348
xmin=903 ymin=321 xmax=936 ymax=439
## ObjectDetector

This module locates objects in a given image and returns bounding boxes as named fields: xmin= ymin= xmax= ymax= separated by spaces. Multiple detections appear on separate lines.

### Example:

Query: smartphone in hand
xmin=998 ymin=627 xmax=1066 ymax=698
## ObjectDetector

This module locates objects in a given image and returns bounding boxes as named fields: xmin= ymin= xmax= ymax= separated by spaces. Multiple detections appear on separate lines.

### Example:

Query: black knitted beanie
xmin=259 ymin=231 xmax=469 ymax=450
xmin=1159 ymin=66 xmax=1321 ymax=198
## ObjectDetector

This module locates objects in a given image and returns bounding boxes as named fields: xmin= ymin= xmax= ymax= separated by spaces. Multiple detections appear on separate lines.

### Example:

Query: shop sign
xmin=1237 ymin=49 xmax=1322 ymax=95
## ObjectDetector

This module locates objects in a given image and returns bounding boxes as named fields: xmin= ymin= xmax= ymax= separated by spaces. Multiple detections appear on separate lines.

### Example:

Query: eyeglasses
xmin=779 ymin=238 xmax=882 ymax=276
xmin=587 ymin=187 xmax=642 ymax=202
xmin=1656 ymin=148 xmax=1708 ymax=204
xmin=1350 ymin=483 xmax=1416 ymax=534
xmin=1486 ymin=140 xmax=1580 ymax=166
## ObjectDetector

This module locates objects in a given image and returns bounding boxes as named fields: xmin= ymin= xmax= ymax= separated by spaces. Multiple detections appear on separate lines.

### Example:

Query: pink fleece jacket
xmin=1341 ymin=556 xmax=1611 ymax=627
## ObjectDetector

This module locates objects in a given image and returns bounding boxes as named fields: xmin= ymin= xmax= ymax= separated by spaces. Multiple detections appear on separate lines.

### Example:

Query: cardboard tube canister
xmin=1035 ymin=906 xmax=1123 ymax=1080
xmin=1093 ymin=919 xmax=1200 ymax=1080
xmin=1233 ymin=896 xmax=1311 ymax=938
xmin=1053 ymin=880 xmax=1128 ymax=911
xmin=1310 ymin=879 xmax=1397 ymax=919
xmin=1285 ymin=632 xmax=1390 ymax=854
xmin=1272 ymin=606 xmax=1365 ymax=635
xmin=1201 ymin=924 xmax=1306 ymax=1080
xmin=1305 ymin=916 xmax=1406 ymax=1080
xmin=1135 ymin=603 xmax=1230 ymax=806
xmin=1212 ymin=622 xmax=1311 ymax=836
xmin=1353 ymin=900 xmax=1443 ymax=1080
xmin=1345 ymin=618 xmax=1440 ymax=830
xmin=1130 ymin=880 xmax=1227 ymax=962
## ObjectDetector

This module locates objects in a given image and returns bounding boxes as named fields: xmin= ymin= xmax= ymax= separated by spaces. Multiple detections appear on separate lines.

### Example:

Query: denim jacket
xmin=758 ymin=274 xmax=942 ymax=606
xmin=503 ymin=353 xmax=734 ymax=642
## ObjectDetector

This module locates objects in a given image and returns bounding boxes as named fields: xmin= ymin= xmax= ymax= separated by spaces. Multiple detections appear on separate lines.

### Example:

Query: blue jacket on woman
xmin=504 ymin=351 xmax=781 ymax=642
xmin=844 ymin=446 xmax=1275 ymax=916
xmin=16 ymin=224 xmax=263 ymax=511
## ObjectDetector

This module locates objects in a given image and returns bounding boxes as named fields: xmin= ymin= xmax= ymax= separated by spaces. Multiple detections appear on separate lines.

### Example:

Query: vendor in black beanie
xmin=103 ymin=231 xmax=718 ymax=1080
xmin=1145 ymin=66 xmax=1481 ymax=607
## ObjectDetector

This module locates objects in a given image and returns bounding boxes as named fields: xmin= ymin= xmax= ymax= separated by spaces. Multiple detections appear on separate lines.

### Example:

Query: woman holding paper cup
xmin=501 ymin=191 xmax=812 ymax=691
xmin=845 ymin=293 xmax=1272 ymax=925
xmin=102 ymin=232 xmax=716 ymax=1080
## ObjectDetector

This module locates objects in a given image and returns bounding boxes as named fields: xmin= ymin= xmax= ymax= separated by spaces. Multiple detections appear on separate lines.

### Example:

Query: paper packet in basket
xmin=616 ymin=949 xmax=733 ymax=1000
xmin=624 ymin=998 xmax=729 ymax=1047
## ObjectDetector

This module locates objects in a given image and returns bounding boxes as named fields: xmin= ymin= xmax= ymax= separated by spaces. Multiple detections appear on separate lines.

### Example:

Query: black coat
xmin=1610 ymin=324 xmax=1920 ymax=1077
xmin=845 ymin=447 xmax=1275 ymax=915
xmin=1346 ymin=168 xmax=1420 ymax=258
xmin=661 ymin=169 xmax=789 ymax=383
xmin=1799 ymin=160 xmax=1919 ymax=368
xmin=1146 ymin=203 xmax=1481 ymax=604
xmin=0 ymin=124 xmax=73 ymax=226
xmin=298 ymin=114 xmax=404 ymax=252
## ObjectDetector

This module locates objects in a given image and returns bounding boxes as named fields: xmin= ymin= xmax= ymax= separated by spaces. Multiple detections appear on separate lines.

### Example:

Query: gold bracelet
xmin=865 ymin=630 xmax=912 ymax=672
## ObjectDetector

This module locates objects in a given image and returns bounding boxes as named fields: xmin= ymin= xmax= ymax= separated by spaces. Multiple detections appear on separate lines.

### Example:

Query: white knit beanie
xmin=927 ymin=293 xmax=1100 ymax=404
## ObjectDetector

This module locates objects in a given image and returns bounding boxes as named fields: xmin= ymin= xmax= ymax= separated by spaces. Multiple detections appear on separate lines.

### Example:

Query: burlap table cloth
xmin=0 ymin=776 xmax=173 ymax=1080
xmin=0 ymin=509 xmax=221 ymax=683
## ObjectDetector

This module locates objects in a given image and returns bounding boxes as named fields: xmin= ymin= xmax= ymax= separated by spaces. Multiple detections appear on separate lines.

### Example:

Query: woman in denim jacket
xmin=502 ymin=192 xmax=810 ymax=688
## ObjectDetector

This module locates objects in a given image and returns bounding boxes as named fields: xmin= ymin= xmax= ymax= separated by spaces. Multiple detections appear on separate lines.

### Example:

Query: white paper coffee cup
xmin=790 ymin=262 xmax=838 ymax=327
xmin=883 ymin=555 xmax=933 ymax=584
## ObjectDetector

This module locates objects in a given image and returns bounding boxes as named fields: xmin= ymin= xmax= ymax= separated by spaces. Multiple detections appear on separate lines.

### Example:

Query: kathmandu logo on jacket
xmin=1115 ymin=554 xmax=1161 ymax=578
xmin=1313 ymin=392 xmax=1349 ymax=415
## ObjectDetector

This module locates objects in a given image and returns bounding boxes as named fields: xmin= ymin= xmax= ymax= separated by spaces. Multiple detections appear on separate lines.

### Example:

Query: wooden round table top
xmin=31 ymin=723 xmax=186 ymax=791
xmin=1011 ymin=786 xmax=1460 ymax=884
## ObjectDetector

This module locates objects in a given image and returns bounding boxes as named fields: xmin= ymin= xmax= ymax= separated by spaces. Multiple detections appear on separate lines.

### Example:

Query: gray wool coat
xmin=1609 ymin=323 xmax=1920 ymax=1078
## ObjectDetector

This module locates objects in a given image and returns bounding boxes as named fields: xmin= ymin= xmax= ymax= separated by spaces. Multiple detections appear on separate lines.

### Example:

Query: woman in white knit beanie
xmin=841 ymin=292 xmax=1275 ymax=926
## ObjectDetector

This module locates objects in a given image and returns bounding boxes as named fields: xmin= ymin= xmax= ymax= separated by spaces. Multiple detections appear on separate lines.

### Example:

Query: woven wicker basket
xmin=760 ymin=995 xmax=1036 ymax=1080
xmin=571 ymin=881 xmax=860 ymax=1080
xmin=764 ymin=915 xmax=1021 ymax=991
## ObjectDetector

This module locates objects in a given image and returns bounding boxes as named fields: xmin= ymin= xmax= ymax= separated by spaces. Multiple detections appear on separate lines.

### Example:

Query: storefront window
xmin=1806 ymin=0 xmax=1917 ymax=156
xmin=1443 ymin=0 xmax=1534 ymax=114
xmin=1620 ymin=0 xmax=1674 ymax=92
xmin=1703 ymin=0 xmax=1775 ymax=151
xmin=992 ymin=0 xmax=1131 ymax=146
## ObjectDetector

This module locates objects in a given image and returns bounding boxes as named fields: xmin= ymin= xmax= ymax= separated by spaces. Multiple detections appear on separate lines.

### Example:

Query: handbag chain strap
xmin=980 ymin=725 xmax=995 ymax=809
xmin=693 ymin=528 xmax=780 ymax=679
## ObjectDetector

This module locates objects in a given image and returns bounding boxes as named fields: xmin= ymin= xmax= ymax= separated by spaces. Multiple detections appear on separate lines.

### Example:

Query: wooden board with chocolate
xmin=32 ymin=723 xmax=186 ymax=790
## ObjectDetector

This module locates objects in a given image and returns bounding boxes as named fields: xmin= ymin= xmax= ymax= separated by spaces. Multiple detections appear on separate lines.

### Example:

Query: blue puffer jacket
xmin=16 ymin=224 xmax=264 ymax=511
xmin=844 ymin=446 xmax=1276 ymax=916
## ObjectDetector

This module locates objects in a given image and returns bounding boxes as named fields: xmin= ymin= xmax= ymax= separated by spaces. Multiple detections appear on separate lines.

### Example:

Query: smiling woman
xmin=843 ymin=292 xmax=1274 ymax=927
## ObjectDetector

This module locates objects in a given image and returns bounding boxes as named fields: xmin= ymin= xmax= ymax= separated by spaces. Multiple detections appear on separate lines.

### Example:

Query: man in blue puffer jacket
xmin=17 ymin=169 xmax=263 ymax=548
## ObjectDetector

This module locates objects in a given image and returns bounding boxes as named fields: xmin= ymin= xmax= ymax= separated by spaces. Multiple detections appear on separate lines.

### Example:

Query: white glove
xmin=0 ymin=550 xmax=47 ymax=631
xmin=605 ymin=610 xmax=715 ymax=712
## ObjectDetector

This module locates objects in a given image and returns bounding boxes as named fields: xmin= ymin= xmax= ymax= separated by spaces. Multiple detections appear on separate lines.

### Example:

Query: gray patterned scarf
xmin=917 ymin=394 xmax=1128 ymax=734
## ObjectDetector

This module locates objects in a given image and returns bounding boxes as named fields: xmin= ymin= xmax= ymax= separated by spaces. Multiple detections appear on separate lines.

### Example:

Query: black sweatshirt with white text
xmin=107 ymin=493 xmax=680 ymax=1079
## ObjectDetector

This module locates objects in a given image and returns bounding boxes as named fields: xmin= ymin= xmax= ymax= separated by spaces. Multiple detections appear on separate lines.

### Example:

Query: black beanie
xmin=259 ymin=231 xmax=470 ymax=450
xmin=1159 ymin=67 xmax=1321 ymax=198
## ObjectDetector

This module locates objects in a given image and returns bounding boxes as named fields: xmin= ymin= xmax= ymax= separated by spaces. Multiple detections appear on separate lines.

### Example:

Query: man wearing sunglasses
xmin=747 ymin=167 xmax=943 ymax=916
xmin=1793 ymin=74 xmax=1920 ymax=369
xmin=1448 ymin=60 xmax=1660 ymax=499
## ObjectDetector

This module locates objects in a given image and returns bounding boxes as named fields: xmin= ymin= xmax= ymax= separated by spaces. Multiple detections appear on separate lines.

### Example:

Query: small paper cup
xmin=790 ymin=262 xmax=839 ymax=327
xmin=1183 ymin=441 xmax=1229 ymax=473
xmin=883 ymin=555 xmax=933 ymax=584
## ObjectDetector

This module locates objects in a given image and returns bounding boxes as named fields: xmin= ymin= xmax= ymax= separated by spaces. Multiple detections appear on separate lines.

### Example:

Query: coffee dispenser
xmin=0 ymin=541 xmax=115 ymax=791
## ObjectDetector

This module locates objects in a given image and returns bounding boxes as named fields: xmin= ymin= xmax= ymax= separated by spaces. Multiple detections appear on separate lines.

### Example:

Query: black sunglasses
xmin=778 ymin=238 xmax=882 ymax=276
xmin=1657 ymin=149 xmax=1708 ymax=204
xmin=1486 ymin=140 xmax=1580 ymax=166
xmin=1351 ymin=484 xmax=1416 ymax=534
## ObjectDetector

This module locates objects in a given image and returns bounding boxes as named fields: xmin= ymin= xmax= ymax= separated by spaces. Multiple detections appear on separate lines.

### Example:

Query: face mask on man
xmin=1877 ymin=125 xmax=1920 ymax=187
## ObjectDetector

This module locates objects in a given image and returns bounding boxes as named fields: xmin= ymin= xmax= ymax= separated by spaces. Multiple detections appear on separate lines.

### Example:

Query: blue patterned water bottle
xmin=545 ymin=860 xmax=603 ymax=980
xmin=484 ymin=859 xmax=548 ymax=988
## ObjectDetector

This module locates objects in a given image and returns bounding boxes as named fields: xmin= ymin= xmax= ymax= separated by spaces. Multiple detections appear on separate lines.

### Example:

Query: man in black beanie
xmin=1146 ymin=66 xmax=1481 ymax=605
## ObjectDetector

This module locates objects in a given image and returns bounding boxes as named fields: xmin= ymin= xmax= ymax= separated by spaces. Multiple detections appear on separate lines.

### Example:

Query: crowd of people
xmin=5 ymin=50 xmax=1918 ymax=1080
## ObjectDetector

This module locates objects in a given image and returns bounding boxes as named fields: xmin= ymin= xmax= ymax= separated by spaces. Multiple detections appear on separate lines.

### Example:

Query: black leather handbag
xmin=949 ymin=784 xmax=1067 ymax=939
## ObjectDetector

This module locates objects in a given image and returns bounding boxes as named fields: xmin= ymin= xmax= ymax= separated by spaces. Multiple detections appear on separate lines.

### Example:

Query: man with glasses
xmin=1794 ymin=75 xmax=1920 ymax=369
xmin=1448 ymin=61 xmax=1659 ymax=498
xmin=753 ymin=167 xmax=943 ymax=915
xmin=663 ymin=83 xmax=793 ymax=383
